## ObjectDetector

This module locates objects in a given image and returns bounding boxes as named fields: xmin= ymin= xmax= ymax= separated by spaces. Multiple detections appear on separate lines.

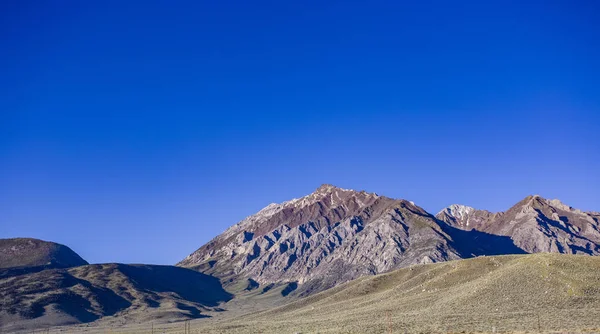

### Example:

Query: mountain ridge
xmin=178 ymin=185 xmax=471 ymax=294
xmin=436 ymin=194 xmax=600 ymax=255
xmin=180 ymin=186 xmax=600 ymax=297
xmin=2 ymin=186 xmax=600 ymax=331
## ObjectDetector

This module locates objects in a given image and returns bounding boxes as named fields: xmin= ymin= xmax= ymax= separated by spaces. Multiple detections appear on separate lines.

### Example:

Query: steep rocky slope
xmin=437 ymin=195 xmax=600 ymax=255
xmin=436 ymin=204 xmax=497 ymax=230
xmin=0 ymin=263 xmax=232 ymax=331
xmin=0 ymin=238 xmax=88 ymax=276
xmin=181 ymin=187 xmax=600 ymax=297
xmin=179 ymin=185 xmax=466 ymax=294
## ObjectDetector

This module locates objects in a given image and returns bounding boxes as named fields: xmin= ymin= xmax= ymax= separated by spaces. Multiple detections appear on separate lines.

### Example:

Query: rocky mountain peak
xmin=438 ymin=204 xmax=476 ymax=220
xmin=314 ymin=183 xmax=342 ymax=193
xmin=235 ymin=187 xmax=378 ymax=233
xmin=289 ymin=184 xmax=379 ymax=209
xmin=180 ymin=188 xmax=600 ymax=298
xmin=437 ymin=195 xmax=600 ymax=256
xmin=509 ymin=195 xmax=584 ymax=217
xmin=250 ymin=185 xmax=380 ymax=232
xmin=436 ymin=204 xmax=495 ymax=230
xmin=529 ymin=194 xmax=548 ymax=206
xmin=178 ymin=186 xmax=462 ymax=294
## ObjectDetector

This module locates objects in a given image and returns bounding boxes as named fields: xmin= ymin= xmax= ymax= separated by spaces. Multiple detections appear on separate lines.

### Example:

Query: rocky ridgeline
xmin=179 ymin=185 xmax=463 ymax=293
xmin=178 ymin=185 xmax=600 ymax=294
xmin=436 ymin=195 xmax=600 ymax=255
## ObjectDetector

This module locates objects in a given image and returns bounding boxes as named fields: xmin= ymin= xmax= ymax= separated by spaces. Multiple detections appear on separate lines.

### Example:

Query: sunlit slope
xmin=198 ymin=253 xmax=600 ymax=333
xmin=0 ymin=264 xmax=232 ymax=332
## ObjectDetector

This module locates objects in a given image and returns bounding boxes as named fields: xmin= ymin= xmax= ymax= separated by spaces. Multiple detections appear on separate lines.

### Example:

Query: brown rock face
xmin=436 ymin=196 xmax=600 ymax=255
xmin=179 ymin=185 xmax=462 ymax=294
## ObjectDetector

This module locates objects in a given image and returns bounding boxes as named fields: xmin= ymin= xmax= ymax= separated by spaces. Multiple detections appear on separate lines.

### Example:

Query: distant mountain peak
xmin=522 ymin=194 xmax=554 ymax=205
xmin=314 ymin=184 xmax=378 ymax=196
xmin=437 ymin=204 xmax=476 ymax=219
xmin=514 ymin=195 xmax=581 ymax=214
xmin=437 ymin=195 xmax=600 ymax=255
xmin=179 ymin=186 xmax=461 ymax=294
xmin=281 ymin=184 xmax=380 ymax=213
xmin=315 ymin=183 xmax=345 ymax=192
xmin=436 ymin=204 xmax=494 ymax=230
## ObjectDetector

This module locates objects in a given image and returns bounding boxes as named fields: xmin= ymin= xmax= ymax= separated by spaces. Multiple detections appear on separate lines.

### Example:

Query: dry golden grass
xmin=21 ymin=253 xmax=600 ymax=333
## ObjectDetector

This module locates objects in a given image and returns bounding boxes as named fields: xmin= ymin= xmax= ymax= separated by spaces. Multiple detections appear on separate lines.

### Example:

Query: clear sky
xmin=1 ymin=1 xmax=599 ymax=265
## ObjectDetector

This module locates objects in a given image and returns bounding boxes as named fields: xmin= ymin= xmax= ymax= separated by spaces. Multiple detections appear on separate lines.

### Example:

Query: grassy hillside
xmin=5 ymin=253 xmax=600 ymax=333
xmin=0 ymin=264 xmax=232 ymax=332
xmin=193 ymin=253 xmax=600 ymax=333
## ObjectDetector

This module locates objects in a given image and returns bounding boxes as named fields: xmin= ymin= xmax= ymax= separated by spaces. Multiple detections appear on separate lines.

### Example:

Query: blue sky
xmin=1 ymin=1 xmax=599 ymax=264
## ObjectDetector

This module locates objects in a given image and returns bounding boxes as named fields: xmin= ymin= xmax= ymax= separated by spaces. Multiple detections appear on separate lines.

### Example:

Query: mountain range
xmin=178 ymin=185 xmax=600 ymax=295
xmin=436 ymin=195 xmax=600 ymax=255
xmin=2 ymin=184 xmax=600 ymax=331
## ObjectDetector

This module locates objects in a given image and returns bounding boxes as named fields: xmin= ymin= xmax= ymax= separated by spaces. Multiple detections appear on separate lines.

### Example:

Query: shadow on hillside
xmin=2 ymin=268 xmax=132 ymax=323
xmin=0 ymin=265 xmax=50 ymax=279
xmin=438 ymin=222 xmax=528 ymax=257
xmin=401 ymin=205 xmax=527 ymax=258
xmin=1 ymin=264 xmax=233 ymax=327
xmin=118 ymin=264 xmax=233 ymax=306
xmin=0 ymin=262 xmax=84 ymax=279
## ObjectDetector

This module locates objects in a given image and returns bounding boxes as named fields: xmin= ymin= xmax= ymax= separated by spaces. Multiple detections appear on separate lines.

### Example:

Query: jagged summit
xmin=437 ymin=195 xmax=600 ymax=255
xmin=437 ymin=204 xmax=476 ymax=219
xmin=213 ymin=184 xmax=383 ymax=243
xmin=436 ymin=204 xmax=495 ymax=230
xmin=283 ymin=184 xmax=380 ymax=211
xmin=178 ymin=185 xmax=460 ymax=294
xmin=313 ymin=184 xmax=377 ymax=195
xmin=314 ymin=183 xmax=349 ymax=193
xmin=518 ymin=194 xmax=545 ymax=206
xmin=515 ymin=194 xmax=573 ymax=210
xmin=180 ymin=187 xmax=600 ymax=297
xmin=528 ymin=195 xmax=582 ymax=213
xmin=437 ymin=195 xmax=577 ymax=226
